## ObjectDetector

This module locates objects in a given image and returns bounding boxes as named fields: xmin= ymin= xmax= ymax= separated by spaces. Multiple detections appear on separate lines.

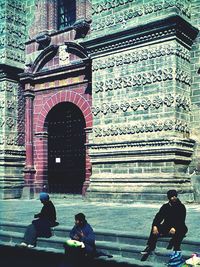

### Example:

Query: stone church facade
xmin=0 ymin=0 xmax=200 ymax=202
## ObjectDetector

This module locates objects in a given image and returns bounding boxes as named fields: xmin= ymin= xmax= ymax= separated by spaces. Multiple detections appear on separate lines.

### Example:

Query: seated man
xmin=18 ymin=192 xmax=58 ymax=248
xmin=64 ymin=213 xmax=96 ymax=257
xmin=141 ymin=190 xmax=188 ymax=261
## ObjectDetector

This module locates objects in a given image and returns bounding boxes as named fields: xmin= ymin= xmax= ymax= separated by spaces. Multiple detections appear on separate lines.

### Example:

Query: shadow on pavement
xmin=0 ymin=245 xmax=146 ymax=267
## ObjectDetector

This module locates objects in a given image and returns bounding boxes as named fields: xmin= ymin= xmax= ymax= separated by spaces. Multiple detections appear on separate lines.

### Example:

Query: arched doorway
xmin=46 ymin=102 xmax=86 ymax=194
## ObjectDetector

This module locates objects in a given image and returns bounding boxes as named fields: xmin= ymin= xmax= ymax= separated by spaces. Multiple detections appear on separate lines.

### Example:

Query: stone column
xmin=47 ymin=0 xmax=57 ymax=33
xmin=83 ymin=127 xmax=92 ymax=195
xmin=34 ymin=131 xmax=49 ymax=194
xmin=23 ymin=88 xmax=35 ymax=198
xmin=29 ymin=0 xmax=49 ymax=38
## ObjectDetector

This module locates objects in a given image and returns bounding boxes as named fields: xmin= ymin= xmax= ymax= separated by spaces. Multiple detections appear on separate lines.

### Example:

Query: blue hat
xmin=39 ymin=192 xmax=49 ymax=201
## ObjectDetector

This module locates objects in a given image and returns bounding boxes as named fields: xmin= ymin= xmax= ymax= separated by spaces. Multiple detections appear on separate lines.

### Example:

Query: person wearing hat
xmin=141 ymin=190 xmax=188 ymax=261
xmin=18 ymin=192 xmax=58 ymax=248
xmin=64 ymin=213 xmax=96 ymax=258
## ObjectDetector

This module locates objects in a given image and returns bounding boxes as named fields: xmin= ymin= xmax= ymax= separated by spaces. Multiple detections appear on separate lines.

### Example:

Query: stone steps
xmin=0 ymin=221 xmax=199 ymax=266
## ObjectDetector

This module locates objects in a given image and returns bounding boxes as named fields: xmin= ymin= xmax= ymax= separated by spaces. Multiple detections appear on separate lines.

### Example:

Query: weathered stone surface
xmin=83 ymin=1 xmax=200 ymax=202
xmin=1 ymin=0 xmax=200 ymax=202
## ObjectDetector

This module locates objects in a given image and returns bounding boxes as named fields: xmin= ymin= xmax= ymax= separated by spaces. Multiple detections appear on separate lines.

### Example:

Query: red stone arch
xmin=36 ymin=90 xmax=92 ymax=133
xmin=34 ymin=90 xmax=92 ymax=195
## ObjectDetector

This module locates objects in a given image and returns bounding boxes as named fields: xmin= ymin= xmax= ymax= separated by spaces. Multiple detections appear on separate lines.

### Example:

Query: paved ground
xmin=1 ymin=196 xmax=200 ymax=240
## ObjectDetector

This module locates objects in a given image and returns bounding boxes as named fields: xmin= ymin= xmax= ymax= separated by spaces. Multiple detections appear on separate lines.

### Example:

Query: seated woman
xmin=18 ymin=192 xmax=58 ymax=248
xmin=64 ymin=213 xmax=96 ymax=257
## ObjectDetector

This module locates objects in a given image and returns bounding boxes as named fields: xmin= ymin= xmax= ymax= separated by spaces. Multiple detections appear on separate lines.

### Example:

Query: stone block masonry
xmin=83 ymin=0 xmax=200 ymax=202
xmin=0 ymin=0 xmax=33 ymax=198
xmin=1 ymin=0 xmax=200 ymax=202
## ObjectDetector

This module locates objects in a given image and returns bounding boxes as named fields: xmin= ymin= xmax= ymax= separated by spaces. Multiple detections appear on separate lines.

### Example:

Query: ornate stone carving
xmin=89 ymin=139 xmax=195 ymax=151
xmin=94 ymin=68 xmax=191 ymax=94
xmin=7 ymin=100 xmax=15 ymax=110
xmin=0 ymin=81 xmax=18 ymax=92
xmin=59 ymin=45 xmax=70 ymax=66
xmin=0 ymin=100 xmax=5 ymax=109
xmin=93 ymin=119 xmax=189 ymax=138
xmin=92 ymin=44 xmax=190 ymax=72
xmin=6 ymin=117 xmax=14 ymax=129
xmin=92 ymin=94 xmax=190 ymax=116
xmin=5 ymin=134 xmax=16 ymax=146
xmin=17 ymin=85 xmax=25 ymax=146
xmin=0 ymin=1 xmax=26 ymax=66
xmin=92 ymin=0 xmax=190 ymax=24
xmin=73 ymin=19 xmax=91 ymax=39
xmin=0 ymin=117 xmax=5 ymax=127
xmin=36 ymin=34 xmax=51 ymax=50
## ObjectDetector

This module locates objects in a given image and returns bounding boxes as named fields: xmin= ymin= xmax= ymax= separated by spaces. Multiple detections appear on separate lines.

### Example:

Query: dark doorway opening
xmin=46 ymin=102 xmax=86 ymax=194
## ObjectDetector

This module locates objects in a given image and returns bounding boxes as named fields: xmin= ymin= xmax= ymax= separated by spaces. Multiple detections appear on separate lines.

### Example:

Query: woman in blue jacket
xmin=69 ymin=213 xmax=96 ymax=256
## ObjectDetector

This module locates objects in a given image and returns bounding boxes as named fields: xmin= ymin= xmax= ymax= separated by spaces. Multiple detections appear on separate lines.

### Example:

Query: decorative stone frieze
xmin=92 ymin=94 xmax=191 ymax=116
xmin=0 ymin=81 xmax=18 ymax=92
xmin=7 ymin=100 xmax=15 ymax=110
xmin=92 ymin=43 xmax=190 ymax=71
xmin=6 ymin=117 xmax=15 ymax=129
xmin=92 ymin=1 xmax=191 ymax=33
xmin=88 ymin=138 xmax=195 ymax=151
xmin=17 ymin=85 xmax=25 ymax=146
xmin=93 ymin=119 xmax=189 ymax=138
xmin=83 ymin=15 xmax=198 ymax=58
xmin=92 ymin=0 xmax=191 ymax=18
xmin=94 ymin=68 xmax=191 ymax=94
xmin=0 ymin=1 xmax=27 ymax=68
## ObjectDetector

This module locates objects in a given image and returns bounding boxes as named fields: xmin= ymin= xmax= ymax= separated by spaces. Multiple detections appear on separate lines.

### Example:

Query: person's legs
xmin=23 ymin=223 xmax=37 ymax=246
xmin=144 ymin=224 xmax=168 ymax=252
xmin=141 ymin=224 xmax=170 ymax=254
xmin=171 ymin=231 xmax=186 ymax=251
xmin=146 ymin=231 xmax=159 ymax=251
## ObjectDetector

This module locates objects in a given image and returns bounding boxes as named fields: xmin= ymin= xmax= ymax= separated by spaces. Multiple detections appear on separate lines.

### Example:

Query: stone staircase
xmin=0 ymin=221 xmax=199 ymax=266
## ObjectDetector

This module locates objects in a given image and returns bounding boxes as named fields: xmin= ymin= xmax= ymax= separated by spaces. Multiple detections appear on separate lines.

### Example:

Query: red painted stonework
xmin=25 ymin=87 xmax=92 ymax=195
xmin=23 ymin=0 xmax=92 ymax=197
xmin=35 ymin=90 xmax=92 ymax=132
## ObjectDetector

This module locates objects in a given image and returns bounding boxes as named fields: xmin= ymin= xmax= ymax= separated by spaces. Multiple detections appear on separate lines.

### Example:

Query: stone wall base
xmin=86 ymin=178 xmax=194 ymax=203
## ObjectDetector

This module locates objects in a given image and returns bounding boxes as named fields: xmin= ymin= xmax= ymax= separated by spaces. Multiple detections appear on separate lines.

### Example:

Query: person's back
xmin=35 ymin=199 xmax=56 ymax=226
xmin=17 ymin=192 xmax=58 ymax=248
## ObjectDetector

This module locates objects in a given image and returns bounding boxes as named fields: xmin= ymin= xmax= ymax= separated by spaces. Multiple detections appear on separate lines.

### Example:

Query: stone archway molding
xmin=35 ymin=90 xmax=92 ymax=133
xmin=32 ymin=45 xmax=59 ymax=73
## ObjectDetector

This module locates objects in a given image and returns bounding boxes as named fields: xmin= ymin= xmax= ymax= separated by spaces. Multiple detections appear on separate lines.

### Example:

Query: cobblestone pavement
xmin=1 ymin=197 xmax=200 ymax=240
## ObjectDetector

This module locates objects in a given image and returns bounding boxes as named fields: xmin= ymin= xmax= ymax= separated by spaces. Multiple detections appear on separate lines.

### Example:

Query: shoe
xmin=18 ymin=242 xmax=28 ymax=247
xmin=167 ymin=243 xmax=174 ymax=250
xmin=141 ymin=253 xmax=150 ymax=262
xmin=140 ymin=246 xmax=152 ymax=255
xmin=27 ymin=244 xmax=34 ymax=248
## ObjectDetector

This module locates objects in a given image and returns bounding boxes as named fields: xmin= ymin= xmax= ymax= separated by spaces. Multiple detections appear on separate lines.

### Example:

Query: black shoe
xmin=141 ymin=253 xmax=150 ymax=262
xmin=167 ymin=243 xmax=174 ymax=250
xmin=140 ymin=246 xmax=152 ymax=255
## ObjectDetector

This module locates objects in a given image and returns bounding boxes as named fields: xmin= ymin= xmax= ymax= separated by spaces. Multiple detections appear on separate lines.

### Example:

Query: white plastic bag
xmin=185 ymin=254 xmax=200 ymax=266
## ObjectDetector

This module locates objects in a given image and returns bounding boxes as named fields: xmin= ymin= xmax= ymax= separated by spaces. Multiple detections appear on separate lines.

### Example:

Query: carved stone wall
xmin=190 ymin=0 xmax=200 ymax=201
xmin=91 ymin=0 xmax=191 ymax=35
xmin=2 ymin=0 xmax=200 ymax=202
xmin=83 ymin=0 xmax=199 ymax=202
xmin=0 ymin=0 xmax=35 ymax=199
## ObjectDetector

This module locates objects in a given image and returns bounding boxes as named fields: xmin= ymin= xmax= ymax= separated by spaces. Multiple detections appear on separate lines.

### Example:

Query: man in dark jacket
xmin=141 ymin=190 xmax=187 ymax=260
xmin=18 ymin=192 xmax=58 ymax=248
